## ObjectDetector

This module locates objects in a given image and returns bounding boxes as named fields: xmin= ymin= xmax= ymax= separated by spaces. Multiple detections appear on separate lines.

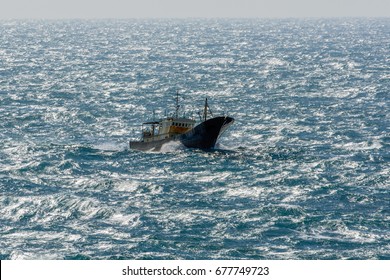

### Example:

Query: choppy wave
xmin=0 ymin=18 xmax=389 ymax=260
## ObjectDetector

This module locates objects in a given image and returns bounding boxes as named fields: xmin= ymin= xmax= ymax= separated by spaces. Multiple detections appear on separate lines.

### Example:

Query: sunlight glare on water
xmin=0 ymin=18 xmax=389 ymax=260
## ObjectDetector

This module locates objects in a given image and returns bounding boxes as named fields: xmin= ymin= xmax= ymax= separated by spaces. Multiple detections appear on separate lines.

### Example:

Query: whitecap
xmin=10 ymin=251 xmax=61 ymax=260
xmin=335 ymin=140 xmax=383 ymax=151
xmin=109 ymin=213 xmax=141 ymax=227
xmin=92 ymin=141 xmax=127 ymax=152
xmin=114 ymin=180 xmax=140 ymax=192
xmin=160 ymin=140 xmax=185 ymax=153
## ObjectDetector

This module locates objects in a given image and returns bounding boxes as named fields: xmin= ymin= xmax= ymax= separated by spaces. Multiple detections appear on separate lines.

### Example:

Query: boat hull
xmin=129 ymin=137 xmax=173 ymax=152
xmin=129 ymin=116 xmax=234 ymax=151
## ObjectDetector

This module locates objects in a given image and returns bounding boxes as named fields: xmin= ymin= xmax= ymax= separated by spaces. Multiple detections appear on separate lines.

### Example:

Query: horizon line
xmin=1 ymin=16 xmax=390 ymax=21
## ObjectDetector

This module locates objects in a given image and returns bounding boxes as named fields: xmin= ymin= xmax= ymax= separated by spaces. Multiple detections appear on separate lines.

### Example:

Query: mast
xmin=202 ymin=97 xmax=213 ymax=121
xmin=175 ymin=90 xmax=180 ymax=119
xmin=152 ymin=110 xmax=156 ymax=136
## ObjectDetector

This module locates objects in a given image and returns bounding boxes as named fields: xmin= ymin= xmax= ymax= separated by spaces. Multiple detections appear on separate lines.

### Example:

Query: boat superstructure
xmin=140 ymin=117 xmax=196 ymax=143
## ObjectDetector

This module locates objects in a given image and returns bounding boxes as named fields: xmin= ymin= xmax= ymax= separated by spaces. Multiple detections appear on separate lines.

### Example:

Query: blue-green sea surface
xmin=0 ymin=19 xmax=389 ymax=259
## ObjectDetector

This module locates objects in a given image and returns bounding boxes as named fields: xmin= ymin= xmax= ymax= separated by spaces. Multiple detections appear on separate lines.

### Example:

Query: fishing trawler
xmin=129 ymin=95 xmax=234 ymax=151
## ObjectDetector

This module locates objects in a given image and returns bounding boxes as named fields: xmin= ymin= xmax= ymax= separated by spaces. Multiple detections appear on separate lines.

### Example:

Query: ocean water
xmin=0 ymin=18 xmax=389 ymax=260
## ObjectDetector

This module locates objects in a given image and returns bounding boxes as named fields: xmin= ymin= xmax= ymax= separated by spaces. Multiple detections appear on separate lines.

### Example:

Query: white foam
xmin=308 ymin=224 xmax=380 ymax=244
xmin=114 ymin=180 xmax=140 ymax=192
xmin=10 ymin=251 xmax=61 ymax=260
xmin=266 ymin=57 xmax=288 ymax=67
xmin=225 ymin=186 xmax=264 ymax=198
xmin=196 ymin=172 xmax=231 ymax=183
xmin=92 ymin=141 xmax=127 ymax=152
xmin=109 ymin=213 xmax=140 ymax=227
xmin=160 ymin=140 xmax=184 ymax=153
xmin=335 ymin=140 xmax=383 ymax=151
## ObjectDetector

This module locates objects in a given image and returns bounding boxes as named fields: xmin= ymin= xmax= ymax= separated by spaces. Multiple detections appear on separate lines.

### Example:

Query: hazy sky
xmin=1 ymin=0 xmax=390 ymax=19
